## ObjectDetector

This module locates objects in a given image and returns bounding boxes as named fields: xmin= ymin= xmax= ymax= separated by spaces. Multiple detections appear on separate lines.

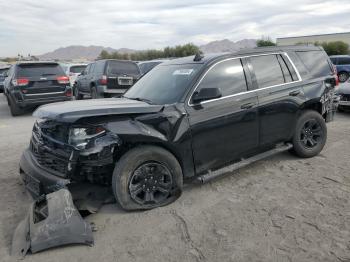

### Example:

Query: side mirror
xmin=192 ymin=87 xmax=222 ymax=104
xmin=3 ymin=72 xmax=8 ymax=77
xmin=80 ymin=71 xmax=85 ymax=76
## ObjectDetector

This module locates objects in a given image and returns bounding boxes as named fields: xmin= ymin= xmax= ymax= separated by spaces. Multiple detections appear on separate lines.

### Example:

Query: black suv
xmin=20 ymin=46 xmax=337 ymax=210
xmin=4 ymin=62 xmax=72 ymax=116
xmin=0 ymin=66 xmax=11 ymax=93
xmin=74 ymin=59 xmax=141 ymax=99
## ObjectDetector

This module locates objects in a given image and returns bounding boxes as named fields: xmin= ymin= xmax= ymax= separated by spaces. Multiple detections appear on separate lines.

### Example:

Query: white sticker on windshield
xmin=173 ymin=69 xmax=194 ymax=75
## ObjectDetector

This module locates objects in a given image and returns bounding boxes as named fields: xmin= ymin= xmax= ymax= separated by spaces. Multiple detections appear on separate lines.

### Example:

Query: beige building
xmin=277 ymin=32 xmax=350 ymax=46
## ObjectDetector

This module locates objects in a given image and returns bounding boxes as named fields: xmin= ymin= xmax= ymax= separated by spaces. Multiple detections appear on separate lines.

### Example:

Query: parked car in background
xmin=138 ymin=60 xmax=168 ymax=75
xmin=20 ymin=46 xmax=337 ymax=211
xmin=61 ymin=64 xmax=87 ymax=87
xmin=0 ymin=66 xmax=11 ymax=93
xmin=336 ymin=80 xmax=350 ymax=111
xmin=329 ymin=55 xmax=350 ymax=82
xmin=74 ymin=59 xmax=141 ymax=99
xmin=3 ymin=61 xmax=72 ymax=116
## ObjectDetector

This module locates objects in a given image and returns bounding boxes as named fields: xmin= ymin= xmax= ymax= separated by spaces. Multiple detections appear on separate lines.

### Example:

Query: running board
xmin=196 ymin=143 xmax=293 ymax=184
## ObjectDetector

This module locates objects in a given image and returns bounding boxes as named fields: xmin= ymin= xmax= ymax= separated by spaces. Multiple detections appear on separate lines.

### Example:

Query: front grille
xmin=30 ymin=123 xmax=73 ymax=177
xmin=341 ymin=94 xmax=350 ymax=101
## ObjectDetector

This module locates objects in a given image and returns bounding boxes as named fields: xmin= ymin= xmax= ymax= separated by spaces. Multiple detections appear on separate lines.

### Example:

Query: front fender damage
xmin=11 ymin=189 xmax=94 ymax=257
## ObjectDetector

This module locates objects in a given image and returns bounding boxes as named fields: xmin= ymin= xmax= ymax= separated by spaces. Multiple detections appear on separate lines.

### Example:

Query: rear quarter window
xmin=106 ymin=61 xmax=140 ymax=75
xmin=16 ymin=64 xmax=65 ymax=77
xmin=295 ymin=51 xmax=332 ymax=78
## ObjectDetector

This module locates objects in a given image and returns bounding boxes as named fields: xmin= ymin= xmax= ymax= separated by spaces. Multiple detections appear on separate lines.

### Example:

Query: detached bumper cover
xmin=11 ymin=189 xmax=94 ymax=257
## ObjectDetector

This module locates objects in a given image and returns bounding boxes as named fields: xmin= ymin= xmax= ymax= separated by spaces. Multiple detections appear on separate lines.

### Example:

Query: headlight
xmin=68 ymin=126 xmax=106 ymax=149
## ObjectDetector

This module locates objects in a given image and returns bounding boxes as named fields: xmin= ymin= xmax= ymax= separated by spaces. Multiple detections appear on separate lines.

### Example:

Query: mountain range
xmin=38 ymin=39 xmax=257 ymax=61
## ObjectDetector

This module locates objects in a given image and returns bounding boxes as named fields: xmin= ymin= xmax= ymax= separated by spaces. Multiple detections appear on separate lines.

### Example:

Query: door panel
xmin=187 ymin=93 xmax=259 ymax=174
xmin=247 ymin=54 xmax=304 ymax=146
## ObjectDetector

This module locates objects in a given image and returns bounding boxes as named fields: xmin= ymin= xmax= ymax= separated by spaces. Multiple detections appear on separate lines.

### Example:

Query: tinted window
xmin=0 ymin=68 xmax=9 ymax=75
xmin=250 ymin=55 xmax=285 ymax=88
xmin=337 ymin=57 xmax=350 ymax=65
xmin=330 ymin=57 xmax=337 ymax=65
xmin=197 ymin=59 xmax=247 ymax=97
xmin=107 ymin=61 xmax=140 ymax=75
xmin=139 ymin=62 xmax=162 ymax=74
xmin=124 ymin=64 xmax=201 ymax=104
xmin=70 ymin=65 xmax=86 ymax=73
xmin=296 ymin=51 xmax=332 ymax=78
xmin=88 ymin=63 xmax=95 ymax=74
xmin=16 ymin=63 xmax=65 ymax=77
xmin=95 ymin=61 xmax=105 ymax=74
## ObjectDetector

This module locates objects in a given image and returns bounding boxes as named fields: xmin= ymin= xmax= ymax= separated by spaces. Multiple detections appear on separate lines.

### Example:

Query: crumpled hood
xmin=336 ymin=82 xmax=350 ymax=95
xmin=33 ymin=98 xmax=164 ymax=122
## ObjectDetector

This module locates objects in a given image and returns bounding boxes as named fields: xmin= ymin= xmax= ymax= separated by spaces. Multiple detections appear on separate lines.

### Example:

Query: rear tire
xmin=291 ymin=110 xmax=327 ymax=158
xmin=90 ymin=86 xmax=98 ymax=99
xmin=8 ymin=95 xmax=24 ymax=116
xmin=112 ymin=146 xmax=183 ymax=211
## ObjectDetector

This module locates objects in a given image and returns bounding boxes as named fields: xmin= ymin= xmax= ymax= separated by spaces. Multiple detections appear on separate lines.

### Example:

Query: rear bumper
xmin=19 ymin=148 xmax=70 ymax=198
xmin=11 ymin=90 xmax=72 ymax=107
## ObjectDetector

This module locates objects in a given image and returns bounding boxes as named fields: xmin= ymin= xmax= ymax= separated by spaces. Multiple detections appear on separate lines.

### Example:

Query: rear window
xmin=70 ymin=65 xmax=86 ymax=73
xmin=106 ymin=61 xmax=140 ymax=75
xmin=296 ymin=51 xmax=332 ymax=78
xmin=17 ymin=63 xmax=65 ymax=77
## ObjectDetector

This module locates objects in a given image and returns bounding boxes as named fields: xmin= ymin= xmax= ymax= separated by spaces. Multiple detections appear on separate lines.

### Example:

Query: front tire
xmin=338 ymin=72 xmax=349 ymax=83
xmin=74 ymin=84 xmax=83 ymax=100
xmin=291 ymin=110 xmax=327 ymax=158
xmin=112 ymin=146 xmax=183 ymax=210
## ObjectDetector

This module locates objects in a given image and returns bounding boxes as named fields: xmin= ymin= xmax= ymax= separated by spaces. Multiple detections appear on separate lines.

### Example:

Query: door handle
xmin=241 ymin=102 xmax=255 ymax=109
xmin=289 ymin=90 xmax=300 ymax=96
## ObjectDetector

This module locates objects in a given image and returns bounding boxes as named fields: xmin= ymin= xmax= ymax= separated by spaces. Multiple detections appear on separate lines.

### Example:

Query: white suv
xmin=62 ymin=64 xmax=87 ymax=87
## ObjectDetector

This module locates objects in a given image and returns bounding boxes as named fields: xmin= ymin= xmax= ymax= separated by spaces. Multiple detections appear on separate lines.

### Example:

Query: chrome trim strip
xmin=24 ymin=91 xmax=65 ymax=96
xmin=188 ymin=52 xmax=302 ymax=106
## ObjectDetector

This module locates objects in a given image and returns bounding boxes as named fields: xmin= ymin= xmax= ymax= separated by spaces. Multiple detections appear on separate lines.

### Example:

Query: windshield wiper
xmin=124 ymin=96 xmax=154 ymax=105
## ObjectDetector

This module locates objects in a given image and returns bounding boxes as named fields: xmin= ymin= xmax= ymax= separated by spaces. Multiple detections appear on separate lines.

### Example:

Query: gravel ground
xmin=0 ymin=94 xmax=350 ymax=262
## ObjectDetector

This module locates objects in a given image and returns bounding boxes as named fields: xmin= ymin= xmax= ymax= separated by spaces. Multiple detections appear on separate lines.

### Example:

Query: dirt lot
xmin=0 ymin=94 xmax=350 ymax=262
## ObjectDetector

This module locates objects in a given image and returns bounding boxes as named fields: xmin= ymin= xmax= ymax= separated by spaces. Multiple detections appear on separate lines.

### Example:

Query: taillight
xmin=65 ymin=89 xmax=72 ymax=97
xmin=12 ymin=78 xmax=29 ymax=86
xmin=99 ymin=75 xmax=107 ymax=85
xmin=57 ymin=76 xmax=70 ymax=84
xmin=332 ymin=65 xmax=339 ymax=86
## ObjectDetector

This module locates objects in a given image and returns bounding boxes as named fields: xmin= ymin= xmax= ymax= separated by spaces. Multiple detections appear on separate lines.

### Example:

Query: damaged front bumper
xmin=12 ymin=189 xmax=94 ymax=257
xmin=20 ymin=148 xmax=70 ymax=198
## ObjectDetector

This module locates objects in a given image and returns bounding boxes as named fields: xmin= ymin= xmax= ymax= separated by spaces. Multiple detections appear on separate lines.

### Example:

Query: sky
xmin=0 ymin=0 xmax=349 ymax=57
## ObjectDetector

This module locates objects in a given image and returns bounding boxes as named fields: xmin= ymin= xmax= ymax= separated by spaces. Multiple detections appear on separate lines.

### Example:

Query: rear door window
xmin=70 ymin=65 xmax=86 ymax=73
xmin=16 ymin=64 xmax=65 ymax=77
xmin=107 ymin=61 xmax=140 ymax=75
xmin=197 ymin=59 xmax=247 ymax=97
xmin=250 ymin=55 xmax=285 ymax=88
xmin=296 ymin=51 xmax=332 ymax=78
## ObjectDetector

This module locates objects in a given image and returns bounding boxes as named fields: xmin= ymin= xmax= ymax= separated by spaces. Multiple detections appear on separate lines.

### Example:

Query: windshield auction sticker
xmin=173 ymin=69 xmax=194 ymax=75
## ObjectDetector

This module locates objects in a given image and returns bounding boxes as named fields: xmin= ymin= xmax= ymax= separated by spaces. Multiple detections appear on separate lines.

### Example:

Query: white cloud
xmin=0 ymin=0 xmax=349 ymax=56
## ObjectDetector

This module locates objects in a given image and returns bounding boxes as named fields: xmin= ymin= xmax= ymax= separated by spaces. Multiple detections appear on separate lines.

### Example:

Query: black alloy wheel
xmin=299 ymin=119 xmax=324 ymax=149
xmin=129 ymin=162 xmax=173 ymax=205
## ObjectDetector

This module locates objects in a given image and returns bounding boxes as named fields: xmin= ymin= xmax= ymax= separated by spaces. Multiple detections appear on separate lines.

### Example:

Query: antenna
xmin=193 ymin=52 xmax=204 ymax=62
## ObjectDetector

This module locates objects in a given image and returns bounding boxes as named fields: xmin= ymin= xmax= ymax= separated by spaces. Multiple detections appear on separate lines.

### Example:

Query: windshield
xmin=124 ymin=63 xmax=202 ymax=105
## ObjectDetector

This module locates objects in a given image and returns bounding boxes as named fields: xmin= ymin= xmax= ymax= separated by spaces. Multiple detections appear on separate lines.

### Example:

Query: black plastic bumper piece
xmin=11 ymin=189 xmax=94 ymax=257
xmin=19 ymin=148 xmax=70 ymax=198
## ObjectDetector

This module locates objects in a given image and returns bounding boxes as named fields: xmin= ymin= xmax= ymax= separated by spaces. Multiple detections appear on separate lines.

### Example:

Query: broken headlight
xmin=68 ymin=126 xmax=106 ymax=149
